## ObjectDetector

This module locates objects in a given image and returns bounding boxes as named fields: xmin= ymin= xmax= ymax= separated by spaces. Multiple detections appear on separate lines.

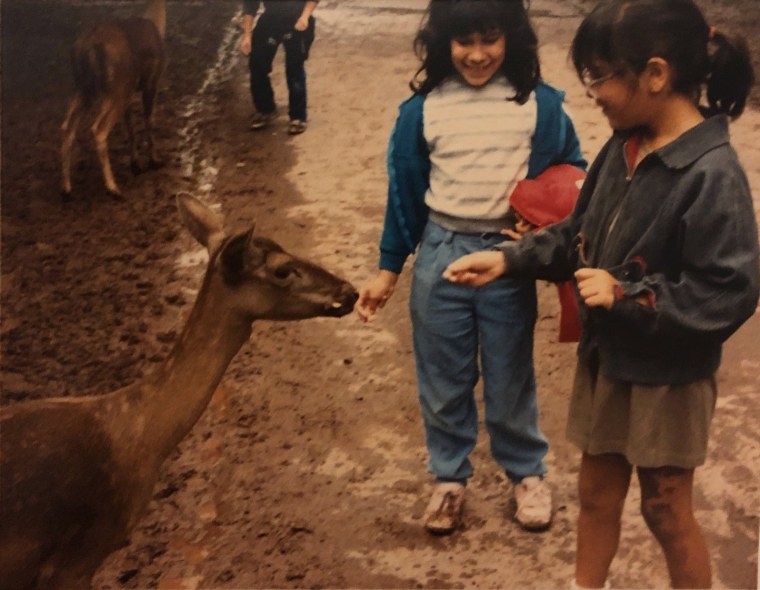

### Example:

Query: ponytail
xmin=705 ymin=31 xmax=755 ymax=119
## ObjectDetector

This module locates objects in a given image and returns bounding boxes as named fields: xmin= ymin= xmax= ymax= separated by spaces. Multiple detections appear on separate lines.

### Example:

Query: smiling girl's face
xmin=450 ymin=29 xmax=506 ymax=87
xmin=583 ymin=59 xmax=668 ymax=132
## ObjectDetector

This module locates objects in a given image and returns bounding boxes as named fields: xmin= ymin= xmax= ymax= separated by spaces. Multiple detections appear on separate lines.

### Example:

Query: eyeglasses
xmin=580 ymin=70 xmax=619 ymax=93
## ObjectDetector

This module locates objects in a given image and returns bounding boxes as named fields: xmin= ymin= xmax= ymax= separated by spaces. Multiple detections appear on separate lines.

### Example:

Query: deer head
xmin=177 ymin=194 xmax=358 ymax=322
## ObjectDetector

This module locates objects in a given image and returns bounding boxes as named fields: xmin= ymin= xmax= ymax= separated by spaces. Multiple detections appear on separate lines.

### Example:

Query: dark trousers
xmin=248 ymin=15 xmax=315 ymax=122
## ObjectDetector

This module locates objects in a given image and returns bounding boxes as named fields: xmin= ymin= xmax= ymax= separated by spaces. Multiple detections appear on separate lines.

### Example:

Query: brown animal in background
xmin=60 ymin=0 xmax=166 ymax=198
xmin=0 ymin=194 xmax=358 ymax=590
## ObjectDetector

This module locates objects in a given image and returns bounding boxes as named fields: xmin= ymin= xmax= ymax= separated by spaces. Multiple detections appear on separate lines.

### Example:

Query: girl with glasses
xmin=444 ymin=0 xmax=758 ymax=586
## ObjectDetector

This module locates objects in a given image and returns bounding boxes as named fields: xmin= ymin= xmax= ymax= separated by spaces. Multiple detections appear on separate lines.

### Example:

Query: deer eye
xmin=273 ymin=266 xmax=292 ymax=280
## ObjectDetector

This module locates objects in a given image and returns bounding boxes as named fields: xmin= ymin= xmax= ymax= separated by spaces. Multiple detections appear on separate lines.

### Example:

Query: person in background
xmin=355 ymin=0 xmax=586 ymax=535
xmin=239 ymin=1 xmax=319 ymax=135
xmin=444 ymin=0 xmax=758 ymax=586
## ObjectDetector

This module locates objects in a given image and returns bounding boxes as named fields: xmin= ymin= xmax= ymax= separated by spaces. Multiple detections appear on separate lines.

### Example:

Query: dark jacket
xmin=242 ymin=1 xmax=317 ymax=23
xmin=501 ymin=115 xmax=760 ymax=385
xmin=379 ymin=82 xmax=586 ymax=273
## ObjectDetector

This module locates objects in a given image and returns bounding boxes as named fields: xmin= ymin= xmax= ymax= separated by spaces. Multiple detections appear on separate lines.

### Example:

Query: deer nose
xmin=341 ymin=282 xmax=359 ymax=306
xmin=326 ymin=282 xmax=359 ymax=317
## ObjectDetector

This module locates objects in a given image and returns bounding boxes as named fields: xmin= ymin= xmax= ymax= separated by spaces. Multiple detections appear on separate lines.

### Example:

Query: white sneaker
xmin=424 ymin=482 xmax=465 ymax=535
xmin=514 ymin=476 xmax=552 ymax=530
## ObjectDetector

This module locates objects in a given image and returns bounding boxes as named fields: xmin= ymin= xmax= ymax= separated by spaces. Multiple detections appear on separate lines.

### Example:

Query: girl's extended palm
xmin=443 ymin=251 xmax=507 ymax=287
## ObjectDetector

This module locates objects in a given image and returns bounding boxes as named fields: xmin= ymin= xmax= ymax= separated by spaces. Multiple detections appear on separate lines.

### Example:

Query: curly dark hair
xmin=411 ymin=0 xmax=540 ymax=104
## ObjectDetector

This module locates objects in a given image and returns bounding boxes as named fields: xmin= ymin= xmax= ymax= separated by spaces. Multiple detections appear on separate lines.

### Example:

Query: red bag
xmin=509 ymin=164 xmax=586 ymax=342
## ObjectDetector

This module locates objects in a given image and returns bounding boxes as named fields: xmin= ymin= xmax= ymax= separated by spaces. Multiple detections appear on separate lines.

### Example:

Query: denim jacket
xmin=379 ymin=82 xmax=587 ymax=273
xmin=500 ymin=115 xmax=760 ymax=385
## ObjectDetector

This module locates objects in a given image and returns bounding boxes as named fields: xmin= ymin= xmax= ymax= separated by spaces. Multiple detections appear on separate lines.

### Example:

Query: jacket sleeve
xmin=608 ymin=163 xmax=760 ymax=344
xmin=528 ymin=83 xmax=587 ymax=178
xmin=557 ymin=107 xmax=587 ymax=171
xmin=379 ymin=96 xmax=431 ymax=273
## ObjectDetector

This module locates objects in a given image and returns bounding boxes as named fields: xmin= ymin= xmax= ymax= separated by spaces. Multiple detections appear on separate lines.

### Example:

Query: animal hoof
xmin=61 ymin=190 xmax=72 ymax=203
xmin=148 ymin=158 xmax=164 ymax=170
xmin=106 ymin=188 xmax=124 ymax=200
xmin=131 ymin=160 xmax=143 ymax=176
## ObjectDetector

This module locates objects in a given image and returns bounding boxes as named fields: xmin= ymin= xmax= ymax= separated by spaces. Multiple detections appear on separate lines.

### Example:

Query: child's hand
xmin=294 ymin=16 xmax=310 ymax=31
xmin=355 ymin=270 xmax=399 ymax=323
xmin=574 ymin=268 xmax=620 ymax=310
xmin=443 ymin=251 xmax=507 ymax=286
xmin=500 ymin=214 xmax=536 ymax=241
xmin=239 ymin=35 xmax=252 ymax=56
xmin=500 ymin=228 xmax=524 ymax=240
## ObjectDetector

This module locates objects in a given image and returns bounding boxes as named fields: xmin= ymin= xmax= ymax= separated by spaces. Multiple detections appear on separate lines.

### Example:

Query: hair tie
xmin=708 ymin=26 xmax=716 ymax=41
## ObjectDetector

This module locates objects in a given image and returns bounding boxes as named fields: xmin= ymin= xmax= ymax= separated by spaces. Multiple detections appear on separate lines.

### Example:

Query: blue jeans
xmin=410 ymin=222 xmax=548 ymax=483
xmin=248 ymin=15 xmax=315 ymax=121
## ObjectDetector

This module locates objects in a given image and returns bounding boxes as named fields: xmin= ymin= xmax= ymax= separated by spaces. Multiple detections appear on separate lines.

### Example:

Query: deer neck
xmin=138 ymin=278 xmax=251 ymax=462
xmin=143 ymin=0 xmax=166 ymax=39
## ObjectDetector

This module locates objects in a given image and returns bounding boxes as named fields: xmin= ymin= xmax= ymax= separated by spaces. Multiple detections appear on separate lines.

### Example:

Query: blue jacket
xmin=500 ymin=115 xmax=760 ymax=385
xmin=379 ymin=81 xmax=587 ymax=273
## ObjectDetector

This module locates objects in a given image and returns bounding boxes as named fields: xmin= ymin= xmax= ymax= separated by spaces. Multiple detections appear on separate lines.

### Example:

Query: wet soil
xmin=2 ymin=1 xmax=758 ymax=588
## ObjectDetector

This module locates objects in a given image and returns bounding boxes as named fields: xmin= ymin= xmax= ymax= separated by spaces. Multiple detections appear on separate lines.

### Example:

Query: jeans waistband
xmin=428 ymin=210 xmax=510 ymax=235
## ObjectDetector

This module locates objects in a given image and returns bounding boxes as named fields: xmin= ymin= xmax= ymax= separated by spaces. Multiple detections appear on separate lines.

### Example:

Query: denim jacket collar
xmin=618 ymin=114 xmax=730 ymax=170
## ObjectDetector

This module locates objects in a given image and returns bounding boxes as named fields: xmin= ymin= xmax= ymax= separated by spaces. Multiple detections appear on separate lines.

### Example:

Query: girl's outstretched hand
xmin=443 ymin=251 xmax=507 ymax=286
xmin=355 ymin=270 xmax=399 ymax=323
xmin=574 ymin=268 xmax=619 ymax=310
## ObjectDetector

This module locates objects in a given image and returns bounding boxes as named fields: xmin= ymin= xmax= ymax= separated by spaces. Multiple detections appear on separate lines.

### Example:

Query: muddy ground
xmin=1 ymin=0 xmax=759 ymax=588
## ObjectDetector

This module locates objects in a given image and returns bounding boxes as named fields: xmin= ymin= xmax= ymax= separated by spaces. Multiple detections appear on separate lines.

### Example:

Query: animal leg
xmin=60 ymin=95 xmax=84 ymax=199
xmin=124 ymin=107 xmax=142 ymax=176
xmin=91 ymin=98 xmax=123 ymax=197
xmin=142 ymin=78 xmax=163 ymax=169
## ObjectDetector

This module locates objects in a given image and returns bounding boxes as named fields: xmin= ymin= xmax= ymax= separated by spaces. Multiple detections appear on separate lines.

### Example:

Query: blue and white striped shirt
xmin=423 ymin=74 xmax=536 ymax=221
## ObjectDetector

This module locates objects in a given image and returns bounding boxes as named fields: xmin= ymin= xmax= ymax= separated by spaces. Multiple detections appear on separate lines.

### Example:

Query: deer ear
xmin=244 ymin=226 xmax=268 ymax=269
xmin=220 ymin=228 xmax=264 ymax=285
xmin=176 ymin=193 xmax=225 ymax=254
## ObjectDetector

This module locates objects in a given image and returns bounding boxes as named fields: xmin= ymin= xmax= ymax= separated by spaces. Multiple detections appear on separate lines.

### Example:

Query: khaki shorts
xmin=566 ymin=359 xmax=717 ymax=468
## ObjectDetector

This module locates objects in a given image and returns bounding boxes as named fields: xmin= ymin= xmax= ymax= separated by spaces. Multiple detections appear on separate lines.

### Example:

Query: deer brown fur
xmin=60 ymin=0 xmax=166 ymax=198
xmin=0 ymin=195 xmax=358 ymax=590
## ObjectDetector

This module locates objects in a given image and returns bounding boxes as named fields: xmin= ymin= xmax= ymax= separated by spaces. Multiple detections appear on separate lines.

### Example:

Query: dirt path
xmin=1 ymin=1 xmax=758 ymax=589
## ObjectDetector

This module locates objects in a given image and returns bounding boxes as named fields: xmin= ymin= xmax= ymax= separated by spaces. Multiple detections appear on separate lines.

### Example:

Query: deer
xmin=60 ymin=0 xmax=166 ymax=199
xmin=0 ymin=194 xmax=359 ymax=590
